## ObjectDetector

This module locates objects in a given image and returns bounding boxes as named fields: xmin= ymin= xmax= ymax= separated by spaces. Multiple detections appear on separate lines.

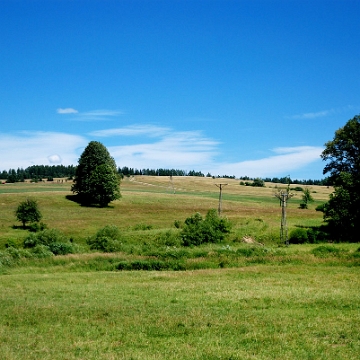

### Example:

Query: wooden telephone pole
xmin=215 ymin=183 xmax=228 ymax=215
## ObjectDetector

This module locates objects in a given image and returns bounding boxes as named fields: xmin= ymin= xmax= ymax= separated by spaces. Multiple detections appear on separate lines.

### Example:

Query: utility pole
xmin=215 ymin=183 xmax=228 ymax=215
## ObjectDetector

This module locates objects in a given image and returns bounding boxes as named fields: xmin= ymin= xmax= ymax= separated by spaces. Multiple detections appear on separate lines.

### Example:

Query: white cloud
xmin=0 ymin=127 xmax=324 ymax=179
xmin=289 ymin=109 xmax=333 ymax=120
xmin=57 ymin=108 xmax=78 ymax=114
xmin=48 ymin=154 xmax=62 ymax=164
xmin=56 ymin=108 xmax=123 ymax=121
xmin=108 ymin=129 xmax=219 ymax=169
xmin=75 ymin=109 xmax=123 ymax=121
xmin=207 ymin=146 xmax=324 ymax=178
xmin=81 ymin=110 xmax=123 ymax=117
xmin=0 ymin=132 xmax=87 ymax=169
xmin=89 ymin=125 xmax=170 ymax=137
xmin=288 ymin=105 xmax=360 ymax=120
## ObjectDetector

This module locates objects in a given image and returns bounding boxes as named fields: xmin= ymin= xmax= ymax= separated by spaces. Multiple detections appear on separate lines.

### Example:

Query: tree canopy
xmin=321 ymin=114 xmax=360 ymax=241
xmin=15 ymin=198 xmax=42 ymax=228
xmin=71 ymin=141 xmax=121 ymax=206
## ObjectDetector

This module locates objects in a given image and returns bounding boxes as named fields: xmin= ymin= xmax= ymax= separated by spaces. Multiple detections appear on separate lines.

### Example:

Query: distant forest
xmin=0 ymin=165 xmax=331 ymax=186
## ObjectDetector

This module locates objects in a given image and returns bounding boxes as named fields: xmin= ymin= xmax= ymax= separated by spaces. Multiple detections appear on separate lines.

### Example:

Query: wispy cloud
xmin=289 ymin=109 xmax=334 ymax=120
xmin=57 ymin=108 xmax=78 ymax=114
xmin=101 ymin=126 xmax=220 ymax=169
xmin=288 ymin=105 xmax=358 ymax=120
xmin=207 ymin=146 xmax=324 ymax=178
xmin=0 ymin=131 xmax=87 ymax=169
xmin=89 ymin=125 xmax=170 ymax=137
xmin=56 ymin=108 xmax=123 ymax=121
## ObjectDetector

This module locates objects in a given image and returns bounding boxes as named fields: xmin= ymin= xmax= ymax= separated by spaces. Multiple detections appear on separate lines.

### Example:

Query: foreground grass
xmin=1 ymin=266 xmax=359 ymax=360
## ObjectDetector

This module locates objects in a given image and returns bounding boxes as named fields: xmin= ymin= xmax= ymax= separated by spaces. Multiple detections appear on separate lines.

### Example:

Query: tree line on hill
xmin=0 ymin=164 xmax=331 ymax=186
xmin=240 ymin=176 xmax=332 ymax=186
xmin=0 ymin=165 xmax=77 ymax=182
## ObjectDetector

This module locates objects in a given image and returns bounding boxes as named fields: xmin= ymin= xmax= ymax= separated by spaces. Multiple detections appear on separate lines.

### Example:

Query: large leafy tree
xmin=321 ymin=114 xmax=360 ymax=241
xmin=71 ymin=141 xmax=121 ymax=206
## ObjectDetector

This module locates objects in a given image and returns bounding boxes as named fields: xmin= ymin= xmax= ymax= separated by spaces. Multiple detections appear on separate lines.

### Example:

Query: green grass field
xmin=1 ymin=266 xmax=359 ymax=359
xmin=1 ymin=177 xmax=359 ymax=359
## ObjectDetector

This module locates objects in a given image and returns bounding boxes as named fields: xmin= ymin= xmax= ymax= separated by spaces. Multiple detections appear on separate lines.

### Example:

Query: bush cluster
xmin=180 ymin=209 xmax=231 ymax=246
xmin=288 ymin=227 xmax=328 ymax=244
xmin=23 ymin=228 xmax=75 ymax=255
xmin=86 ymin=225 xmax=123 ymax=252
xmin=240 ymin=178 xmax=265 ymax=187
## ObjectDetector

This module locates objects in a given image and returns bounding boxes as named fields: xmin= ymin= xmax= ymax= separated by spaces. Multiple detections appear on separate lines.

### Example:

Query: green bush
xmin=174 ymin=220 xmax=182 ymax=229
xmin=181 ymin=209 xmax=231 ymax=246
xmin=31 ymin=244 xmax=54 ymax=258
xmin=28 ymin=222 xmax=47 ymax=232
xmin=252 ymin=178 xmax=265 ymax=187
xmin=288 ymin=228 xmax=308 ymax=244
xmin=23 ymin=228 xmax=74 ymax=255
xmin=315 ymin=203 xmax=326 ymax=212
xmin=5 ymin=239 xmax=20 ymax=249
xmin=48 ymin=242 xmax=75 ymax=255
xmin=87 ymin=225 xmax=123 ymax=252
xmin=0 ymin=251 xmax=14 ymax=267
xmin=290 ymin=186 xmax=304 ymax=192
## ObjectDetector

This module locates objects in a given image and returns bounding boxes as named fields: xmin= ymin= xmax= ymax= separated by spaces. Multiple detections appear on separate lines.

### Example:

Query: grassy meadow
xmin=1 ymin=176 xmax=360 ymax=359
xmin=0 ymin=176 xmax=333 ymax=246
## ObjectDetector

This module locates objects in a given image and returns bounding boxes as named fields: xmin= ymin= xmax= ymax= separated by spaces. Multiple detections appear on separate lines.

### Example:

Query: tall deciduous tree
xmin=321 ymin=114 xmax=360 ymax=241
xmin=71 ymin=141 xmax=121 ymax=206
xmin=15 ymin=198 xmax=42 ymax=228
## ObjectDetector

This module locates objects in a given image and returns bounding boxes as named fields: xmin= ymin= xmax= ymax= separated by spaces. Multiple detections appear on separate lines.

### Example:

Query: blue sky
xmin=1 ymin=0 xmax=359 ymax=180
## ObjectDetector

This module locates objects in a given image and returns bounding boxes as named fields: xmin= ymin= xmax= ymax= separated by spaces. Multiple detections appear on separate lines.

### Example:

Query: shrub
xmin=31 ymin=244 xmax=54 ymax=258
xmin=48 ymin=242 xmax=74 ymax=255
xmin=288 ymin=228 xmax=308 ymax=244
xmin=28 ymin=222 xmax=47 ymax=232
xmin=23 ymin=233 xmax=39 ymax=248
xmin=252 ymin=178 xmax=265 ymax=187
xmin=290 ymin=186 xmax=303 ymax=192
xmin=86 ymin=225 xmax=123 ymax=252
xmin=174 ymin=220 xmax=182 ymax=229
xmin=23 ymin=228 xmax=74 ymax=255
xmin=315 ymin=203 xmax=326 ymax=212
xmin=5 ymin=239 xmax=19 ymax=249
xmin=24 ymin=228 xmax=67 ymax=247
xmin=181 ymin=209 xmax=231 ymax=246
xmin=156 ymin=230 xmax=182 ymax=247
